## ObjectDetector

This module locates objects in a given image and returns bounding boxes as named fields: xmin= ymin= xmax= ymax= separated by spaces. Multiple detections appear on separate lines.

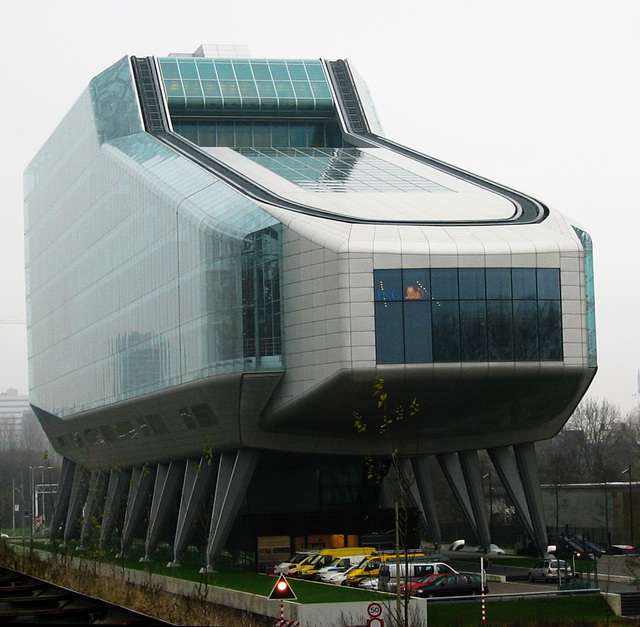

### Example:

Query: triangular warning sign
xmin=269 ymin=574 xmax=297 ymax=600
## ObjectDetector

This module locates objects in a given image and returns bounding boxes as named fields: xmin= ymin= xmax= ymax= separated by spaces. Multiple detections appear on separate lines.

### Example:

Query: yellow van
xmin=294 ymin=547 xmax=376 ymax=579
xmin=344 ymin=550 xmax=426 ymax=587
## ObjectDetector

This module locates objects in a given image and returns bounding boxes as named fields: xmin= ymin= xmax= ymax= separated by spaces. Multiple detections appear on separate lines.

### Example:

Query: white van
xmin=315 ymin=555 xmax=371 ymax=582
xmin=274 ymin=551 xmax=314 ymax=575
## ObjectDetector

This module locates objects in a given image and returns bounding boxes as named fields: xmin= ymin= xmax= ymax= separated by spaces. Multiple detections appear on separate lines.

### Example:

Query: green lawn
xmin=3 ymin=539 xmax=625 ymax=624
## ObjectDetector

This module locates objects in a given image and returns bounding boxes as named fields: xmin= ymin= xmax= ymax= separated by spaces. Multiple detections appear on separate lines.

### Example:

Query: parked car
xmin=274 ymin=551 xmax=314 ymax=575
xmin=318 ymin=565 xmax=355 ymax=585
xmin=528 ymin=558 xmax=573 ymax=582
xmin=608 ymin=545 xmax=637 ymax=556
xmin=474 ymin=544 xmax=505 ymax=555
xmin=396 ymin=563 xmax=459 ymax=593
xmin=412 ymin=574 xmax=487 ymax=598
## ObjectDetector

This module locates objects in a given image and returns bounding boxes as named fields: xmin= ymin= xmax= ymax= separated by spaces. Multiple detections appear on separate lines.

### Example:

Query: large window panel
xmin=375 ymin=302 xmax=405 ymax=363
xmin=538 ymin=300 xmax=563 ymax=360
xmin=431 ymin=269 xmax=458 ymax=300
xmin=486 ymin=268 xmax=512 ymax=299
xmin=373 ymin=267 xmax=562 ymax=365
xmin=459 ymin=268 xmax=486 ymax=300
xmin=432 ymin=300 xmax=460 ymax=362
xmin=513 ymin=300 xmax=539 ymax=360
xmin=460 ymin=300 xmax=488 ymax=361
xmin=487 ymin=300 xmax=514 ymax=361
xmin=404 ymin=301 xmax=432 ymax=363
xmin=512 ymin=268 xmax=537 ymax=299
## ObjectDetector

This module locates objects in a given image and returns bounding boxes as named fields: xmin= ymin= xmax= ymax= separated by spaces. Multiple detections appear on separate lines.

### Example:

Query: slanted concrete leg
xmin=202 ymin=449 xmax=260 ymax=572
xmin=48 ymin=457 xmax=75 ymax=542
xmin=141 ymin=460 xmax=186 ymax=562
xmin=438 ymin=451 xmax=490 ymax=550
xmin=79 ymin=471 xmax=108 ymax=549
xmin=118 ymin=464 xmax=156 ymax=558
xmin=514 ymin=442 xmax=548 ymax=555
xmin=169 ymin=457 xmax=217 ymax=567
xmin=100 ymin=468 xmax=131 ymax=550
xmin=407 ymin=456 xmax=442 ymax=549
xmin=437 ymin=452 xmax=476 ymax=538
xmin=458 ymin=450 xmax=491 ymax=553
xmin=63 ymin=465 xmax=91 ymax=544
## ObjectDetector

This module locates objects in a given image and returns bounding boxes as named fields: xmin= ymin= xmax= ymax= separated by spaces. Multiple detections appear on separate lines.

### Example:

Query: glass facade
xmin=24 ymin=57 xmax=283 ymax=418
xmin=374 ymin=268 xmax=563 ymax=364
xmin=236 ymin=148 xmax=450 ymax=192
xmin=159 ymin=58 xmax=344 ymax=151
xmin=158 ymin=57 xmax=334 ymax=114
xmin=573 ymin=226 xmax=597 ymax=366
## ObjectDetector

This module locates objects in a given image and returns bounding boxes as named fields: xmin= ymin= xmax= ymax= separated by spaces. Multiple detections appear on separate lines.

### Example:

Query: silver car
xmin=528 ymin=558 xmax=573 ymax=582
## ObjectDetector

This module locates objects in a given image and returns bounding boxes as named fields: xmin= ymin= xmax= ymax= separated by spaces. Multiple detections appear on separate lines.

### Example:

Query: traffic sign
xmin=367 ymin=602 xmax=383 ymax=618
xmin=269 ymin=574 xmax=297 ymax=600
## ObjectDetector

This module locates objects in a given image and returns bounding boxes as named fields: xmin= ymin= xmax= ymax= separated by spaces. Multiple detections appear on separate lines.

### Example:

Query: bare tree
xmin=564 ymin=397 xmax=621 ymax=481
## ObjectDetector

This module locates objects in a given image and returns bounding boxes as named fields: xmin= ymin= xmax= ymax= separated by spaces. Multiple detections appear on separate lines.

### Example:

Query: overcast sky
xmin=1 ymin=0 xmax=638 ymax=415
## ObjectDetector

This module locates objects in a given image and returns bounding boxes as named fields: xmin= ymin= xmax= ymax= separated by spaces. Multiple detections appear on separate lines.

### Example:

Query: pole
xmin=480 ymin=556 xmax=486 ymax=625
xmin=29 ymin=467 xmax=34 ymax=546
xmin=630 ymin=465 xmax=634 ymax=547
xmin=12 ymin=478 xmax=15 ymax=538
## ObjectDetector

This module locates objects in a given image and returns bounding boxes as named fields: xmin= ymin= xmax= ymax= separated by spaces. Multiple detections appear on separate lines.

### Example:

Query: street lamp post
xmin=29 ymin=465 xmax=46 ymax=546
xmin=622 ymin=465 xmax=634 ymax=547
xmin=483 ymin=472 xmax=494 ymax=542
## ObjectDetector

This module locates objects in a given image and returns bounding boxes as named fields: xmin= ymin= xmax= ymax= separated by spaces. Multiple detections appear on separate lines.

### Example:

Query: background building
xmin=0 ymin=388 xmax=31 ymax=446
xmin=24 ymin=45 xmax=596 ymax=569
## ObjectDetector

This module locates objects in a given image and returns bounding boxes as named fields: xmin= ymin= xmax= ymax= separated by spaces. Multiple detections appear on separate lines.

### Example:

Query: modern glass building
xmin=25 ymin=44 xmax=596 ymax=568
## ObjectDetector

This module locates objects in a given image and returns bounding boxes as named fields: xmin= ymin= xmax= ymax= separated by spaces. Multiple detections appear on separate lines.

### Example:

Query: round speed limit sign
xmin=367 ymin=602 xmax=383 ymax=618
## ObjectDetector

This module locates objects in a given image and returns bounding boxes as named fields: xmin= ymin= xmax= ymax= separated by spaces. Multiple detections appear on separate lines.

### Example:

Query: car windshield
xmin=552 ymin=560 xmax=567 ymax=568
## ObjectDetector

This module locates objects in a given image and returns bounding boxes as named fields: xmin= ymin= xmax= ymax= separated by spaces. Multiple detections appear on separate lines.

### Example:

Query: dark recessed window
xmin=374 ymin=268 xmax=562 ymax=364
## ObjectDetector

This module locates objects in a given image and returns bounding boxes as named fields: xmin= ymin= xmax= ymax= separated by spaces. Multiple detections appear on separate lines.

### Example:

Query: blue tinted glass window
xmin=537 ymin=268 xmax=560 ymax=300
xmin=538 ymin=300 xmax=563 ymax=360
xmin=404 ymin=301 xmax=432 ymax=362
xmin=431 ymin=269 xmax=458 ymax=300
xmin=373 ymin=267 xmax=561 ymax=365
xmin=513 ymin=300 xmax=538 ymax=360
xmin=375 ymin=302 xmax=404 ymax=363
xmin=459 ymin=268 xmax=486 ymax=300
xmin=403 ymin=269 xmax=430 ymax=301
xmin=375 ymin=270 xmax=402 ymax=302
xmin=487 ymin=300 xmax=514 ymax=360
xmin=460 ymin=301 xmax=487 ymax=361
xmin=486 ymin=268 xmax=512 ymax=299
xmin=512 ymin=268 xmax=537 ymax=299
xmin=432 ymin=301 xmax=460 ymax=361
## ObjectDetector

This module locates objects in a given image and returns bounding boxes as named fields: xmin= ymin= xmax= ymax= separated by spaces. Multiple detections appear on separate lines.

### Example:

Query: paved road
xmin=448 ymin=554 xmax=640 ymax=595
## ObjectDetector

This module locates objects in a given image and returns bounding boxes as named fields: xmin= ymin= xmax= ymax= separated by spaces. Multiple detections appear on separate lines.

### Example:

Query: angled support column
xmin=437 ymin=451 xmax=490 ymax=550
xmin=48 ymin=457 xmax=76 ymax=542
xmin=514 ymin=442 xmax=548 ymax=555
xmin=405 ymin=456 xmax=442 ymax=548
xmin=78 ymin=470 xmax=108 ymax=550
xmin=63 ymin=465 xmax=91 ymax=544
xmin=169 ymin=457 xmax=217 ymax=567
xmin=141 ymin=460 xmax=186 ymax=562
xmin=488 ymin=444 xmax=548 ymax=556
xmin=118 ymin=464 xmax=156 ymax=558
xmin=100 ymin=468 xmax=132 ymax=549
xmin=458 ymin=450 xmax=491 ymax=552
xmin=202 ymin=449 xmax=260 ymax=573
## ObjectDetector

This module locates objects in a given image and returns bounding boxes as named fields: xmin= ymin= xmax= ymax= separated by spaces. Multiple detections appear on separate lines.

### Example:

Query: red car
xmin=399 ymin=563 xmax=458 ymax=594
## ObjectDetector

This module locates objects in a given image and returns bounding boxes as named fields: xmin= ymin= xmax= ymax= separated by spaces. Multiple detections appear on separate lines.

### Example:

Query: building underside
xmin=25 ymin=45 xmax=597 ymax=568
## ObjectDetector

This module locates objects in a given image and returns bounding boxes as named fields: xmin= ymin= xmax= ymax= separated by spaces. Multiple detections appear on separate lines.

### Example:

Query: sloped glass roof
xmin=158 ymin=57 xmax=334 ymax=114
xmin=236 ymin=147 xmax=452 ymax=193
